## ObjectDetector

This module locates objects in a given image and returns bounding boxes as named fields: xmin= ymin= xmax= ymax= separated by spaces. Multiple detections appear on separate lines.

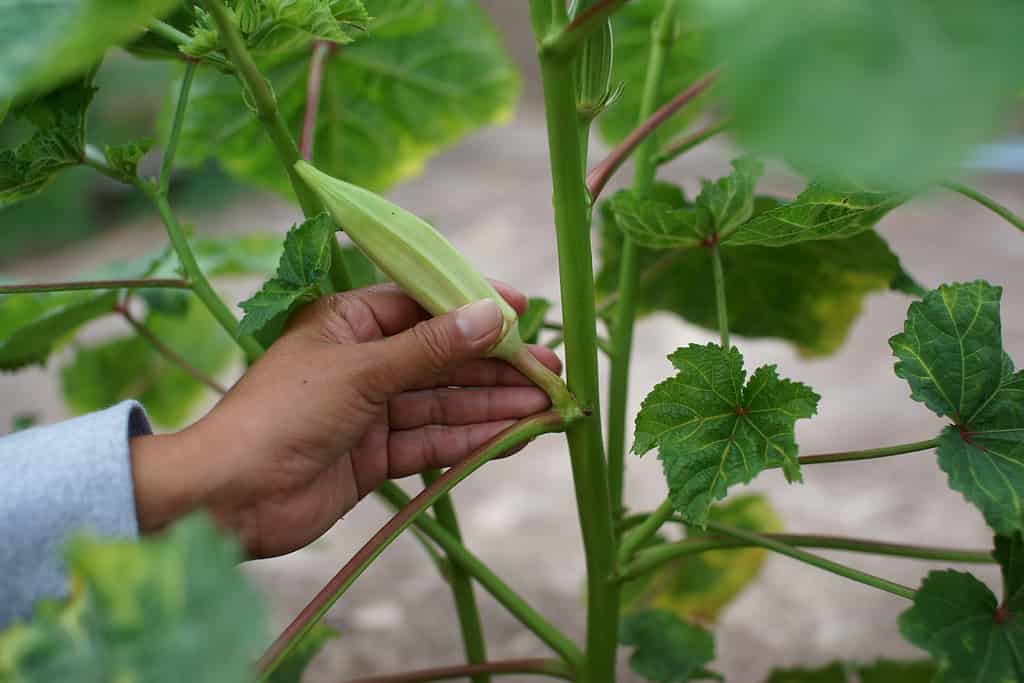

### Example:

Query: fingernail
xmin=455 ymin=299 xmax=502 ymax=344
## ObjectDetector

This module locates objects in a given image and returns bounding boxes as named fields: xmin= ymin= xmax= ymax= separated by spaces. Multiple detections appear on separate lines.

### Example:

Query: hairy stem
xmin=586 ymin=70 xmax=718 ymax=201
xmin=529 ymin=2 xmax=619 ymax=677
xmin=200 ymin=0 xmax=352 ymax=292
xmin=654 ymin=118 xmax=731 ymax=166
xmin=607 ymin=0 xmax=678 ymax=527
xmin=941 ymin=180 xmax=1024 ymax=234
xmin=420 ymin=470 xmax=490 ymax=683
xmin=705 ymin=522 xmax=917 ymax=600
xmin=140 ymin=182 xmax=264 ymax=361
xmin=119 ymin=306 xmax=228 ymax=395
xmin=342 ymin=659 xmax=573 ymax=683
xmin=794 ymin=438 xmax=938 ymax=467
xmin=300 ymin=41 xmax=331 ymax=161
xmin=709 ymin=241 xmax=728 ymax=348
xmin=619 ymin=533 xmax=995 ymax=582
xmin=257 ymin=412 xmax=572 ymax=679
xmin=375 ymin=482 xmax=583 ymax=669
xmin=160 ymin=61 xmax=197 ymax=194
xmin=0 ymin=279 xmax=190 ymax=295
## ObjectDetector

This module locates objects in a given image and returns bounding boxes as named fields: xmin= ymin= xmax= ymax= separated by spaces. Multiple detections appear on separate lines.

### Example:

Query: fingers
xmin=385 ymin=420 xmax=518 ymax=479
xmin=407 ymin=345 xmax=562 ymax=390
xmin=488 ymin=280 xmax=527 ymax=315
xmin=388 ymin=386 xmax=551 ymax=430
xmin=357 ymin=299 xmax=506 ymax=400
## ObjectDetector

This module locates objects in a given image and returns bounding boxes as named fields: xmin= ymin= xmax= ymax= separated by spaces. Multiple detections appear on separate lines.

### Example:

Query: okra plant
xmin=2 ymin=0 xmax=1024 ymax=681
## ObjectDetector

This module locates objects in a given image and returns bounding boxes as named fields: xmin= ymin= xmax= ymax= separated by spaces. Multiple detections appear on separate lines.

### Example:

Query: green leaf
xmin=0 ymin=514 xmax=265 ymax=682
xmin=856 ymin=659 xmax=938 ymax=683
xmin=519 ymin=297 xmax=552 ymax=345
xmin=184 ymin=0 xmax=370 ymax=58
xmin=342 ymin=243 xmax=383 ymax=288
xmin=890 ymin=281 xmax=1024 ymax=534
xmin=619 ymin=609 xmax=716 ymax=683
xmin=698 ymin=157 xmax=763 ymax=237
xmin=597 ymin=204 xmax=914 ymax=355
xmin=724 ymin=183 xmax=904 ymax=247
xmin=633 ymin=344 xmax=819 ymax=526
xmin=61 ymin=300 xmax=237 ymax=428
xmin=0 ymin=290 xmax=117 ymax=371
xmin=0 ymin=0 xmax=179 ymax=100
xmin=0 ymin=79 xmax=95 ymax=208
xmin=600 ymin=0 xmax=711 ymax=145
xmin=101 ymin=140 xmax=153 ymax=183
xmin=267 ymin=623 xmax=339 ymax=683
xmin=11 ymin=414 xmax=37 ymax=432
xmin=173 ymin=0 xmax=520 ymax=195
xmin=763 ymin=663 xmax=848 ymax=683
xmin=900 ymin=567 xmax=1024 ymax=683
xmin=623 ymin=494 xmax=781 ymax=623
xmin=703 ymin=0 xmax=1024 ymax=189
xmin=239 ymin=214 xmax=335 ymax=345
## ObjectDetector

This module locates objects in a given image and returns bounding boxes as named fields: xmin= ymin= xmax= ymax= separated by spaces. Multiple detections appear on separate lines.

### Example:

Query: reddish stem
xmin=586 ymin=70 xmax=718 ymax=201
xmin=300 ymin=41 xmax=332 ymax=161
xmin=341 ymin=659 xmax=572 ymax=683
xmin=0 ymin=278 xmax=191 ymax=295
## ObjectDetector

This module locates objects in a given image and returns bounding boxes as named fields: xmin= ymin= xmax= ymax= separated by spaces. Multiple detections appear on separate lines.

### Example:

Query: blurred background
xmin=3 ymin=2 xmax=1024 ymax=680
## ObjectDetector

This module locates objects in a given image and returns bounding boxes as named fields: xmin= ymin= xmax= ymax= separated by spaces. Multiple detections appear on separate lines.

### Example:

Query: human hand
xmin=129 ymin=283 xmax=561 ymax=558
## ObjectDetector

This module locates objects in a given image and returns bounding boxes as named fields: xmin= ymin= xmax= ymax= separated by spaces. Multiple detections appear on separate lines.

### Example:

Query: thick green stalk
xmin=941 ymin=180 xmax=1024 ymax=234
xmin=606 ymin=0 xmax=678 ymax=524
xmin=420 ymin=469 xmax=490 ymax=683
xmin=709 ymin=241 xmax=729 ymax=348
xmin=654 ymin=118 xmax=730 ymax=166
xmin=160 ymin=61 xmax=197 ymax=194
xmin=141 ymin=183 xmax=264 ymax=361
xmin=375 ymin=482 xmax=583 ymax=669
xmin=618 ymin=498 xmax=673 ymax=564
xmin=258 ymin=412 xmax=571 ymax=679
xmin=0 ymin=279 xmax=190 ymax=294
xmin=530 ymin=3 xmax=619 ymax=678
xmin=705 ymin=522 xmax=917 ymax=600
xmin=200 ymin=0 xmax=352 ymax=292
xmin=794 ymin=438 xmax=938 ymax=466
xmin=619 ymin=533 xmax=995 ymax=582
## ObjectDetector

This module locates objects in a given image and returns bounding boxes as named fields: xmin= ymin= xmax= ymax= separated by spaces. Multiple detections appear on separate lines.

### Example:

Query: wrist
xmin=129 ymin=426 xmax=217 ymax=534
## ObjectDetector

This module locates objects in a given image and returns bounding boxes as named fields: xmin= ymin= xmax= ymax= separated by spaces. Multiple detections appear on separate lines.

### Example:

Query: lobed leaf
xmin=0 ymin=515 xmax=265 ymax=682
xmin=101 ymin=140 xmax=153 ymax=183
xmin=173 ymin=0 xmax=520 ymax=195
xmin=890 ymin=281 xmax=1024 ymax=534
xmin=633 ymin=344 xmax=819 ymax=525
xmin=619 ymin=609 xmax=717 ymax=683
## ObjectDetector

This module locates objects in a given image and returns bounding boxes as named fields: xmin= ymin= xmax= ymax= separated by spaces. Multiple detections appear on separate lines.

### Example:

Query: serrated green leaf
xmin=633 ymin=344 xmax=819 ymax=526
xmin=699 ymin=157 xmax=762 ymax=237
xmin=0 ymin=0 xmax=179 ymax=100
xmin=0 ymin=79 xmax=94 ymax=208
xmin=102 ymin=140 xmax=153 ymax=183
xmin=173 ymin=0 xmax=519 ymax=195
xmin=0 ymin=291 xmax=117 ymax=371
xmin=518 ymin=297 xmax=552 ymax=345
xmin=0 ymin=514 xmax=265 ymax=683
xmin=890 ymin=281 xmax=1024 ymax=534
xmin=624 ymin=494 xmax=781 ymax=623
xmin=900 ymin=568 xmax=1024 ymax=683
xmin=620 ymin=609 xmax=716 ymax=683
xmin=239 ymin=215 xmax=335 ymax=344
xmin=601 ymin=0 xmax=711 ymax=145
xmin=856 ymin=659 xmax=937 ymax=683
xmin=703 ymin=0 xmax=1024 ymax=189
xmin=598 ymin=204 xmax=915 ymax=355
xmin=763 ymin=663 xmax=848 ymax=683
xmin=267 ymin=623 xmax=339 ymax=683
xmin=61 ymin=300 xmax=237 ymax=428
xmin=724 ymin=183 xmax=904 ymax=247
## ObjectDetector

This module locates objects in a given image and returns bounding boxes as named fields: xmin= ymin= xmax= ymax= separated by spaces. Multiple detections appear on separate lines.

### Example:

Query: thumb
xmin=361 ymin=299 xmax=505 ymax=398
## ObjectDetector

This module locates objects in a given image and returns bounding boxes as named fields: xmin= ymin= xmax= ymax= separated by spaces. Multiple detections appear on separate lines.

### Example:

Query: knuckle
xmin=324 ymin=293 xmax=381 ymax=342
xmin=411 ymin=321 xmax=453 ymax=373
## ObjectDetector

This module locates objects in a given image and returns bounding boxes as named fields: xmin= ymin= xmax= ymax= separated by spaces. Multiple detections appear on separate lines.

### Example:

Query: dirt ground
xmin=3 ymin=5 xmax=1024 ymax=680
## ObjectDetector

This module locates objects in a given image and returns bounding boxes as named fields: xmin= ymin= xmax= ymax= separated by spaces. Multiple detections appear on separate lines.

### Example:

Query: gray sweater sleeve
xmin=0 ymin=401 xmax=151 ymax=628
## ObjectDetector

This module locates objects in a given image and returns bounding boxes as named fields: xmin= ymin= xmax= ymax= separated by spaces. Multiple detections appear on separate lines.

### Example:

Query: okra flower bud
xmin=294 ymin=161 xmax=581 ymax=419
xmin=571 ymin=2 xmax=621 ymax=123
